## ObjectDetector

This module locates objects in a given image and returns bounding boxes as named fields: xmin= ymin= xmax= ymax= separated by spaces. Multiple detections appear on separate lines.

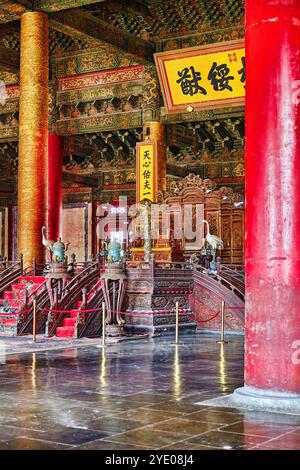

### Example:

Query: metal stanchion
xmin=32 ymin=298 xmax=37 ymax=342
xmin=217 ymin=301 xmax=228 ymax=344
xmin=102 ymin=302 xmax=106 ymax=348
xmin=175 ymin=301 xmax=179 ymax=344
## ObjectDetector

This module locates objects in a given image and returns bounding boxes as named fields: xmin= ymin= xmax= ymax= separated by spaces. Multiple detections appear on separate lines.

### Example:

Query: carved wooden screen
xmin=157 ymin=175 xmax=244 ymax=264
xmin=164 ymin=187 xmax=205 ymax=252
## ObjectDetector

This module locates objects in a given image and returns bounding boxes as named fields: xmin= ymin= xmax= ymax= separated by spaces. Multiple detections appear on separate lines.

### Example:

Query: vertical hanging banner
xmin=136 ymin=142 xmax=158 ymax=202
xmin=154 ymin=39 xmax=245 ymax=113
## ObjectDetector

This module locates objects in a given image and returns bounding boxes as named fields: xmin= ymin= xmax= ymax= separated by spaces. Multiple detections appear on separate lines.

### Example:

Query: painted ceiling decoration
xmin=0 ymin=1 xmax=105 ymax=22
xmin=85 ymin=0 xmax=244 ymax=39
xmin=61 ymin=118 xmax=245 ymax=176
xmin=0 ymin=0 xmax=245 ymax=205
xmin=0 ymin=1 xmax=245 ymax=31
xmin=0 ymin=1 xmax=29 ymax=24
xmin=0 ymin=27 xmax=92 ymax=53
xmin=63 ymin=128 xmax=143 ymax=170
xmin=40 ymin=0 xmax=106 ymax=13
xmin=50 ymin=8 xmax=155 ymax=62
xmin=0 ymin=117 xmax=244 ymax=171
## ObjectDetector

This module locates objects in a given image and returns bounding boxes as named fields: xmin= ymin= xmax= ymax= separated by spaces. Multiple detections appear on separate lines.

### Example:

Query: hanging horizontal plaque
xmin=154 ymin=39 xmax=245 ymax=113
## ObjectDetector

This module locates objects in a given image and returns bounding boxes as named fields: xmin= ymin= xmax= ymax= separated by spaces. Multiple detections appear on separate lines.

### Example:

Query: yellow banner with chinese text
xmin=136 ymin=142 xmax=157 ymax=202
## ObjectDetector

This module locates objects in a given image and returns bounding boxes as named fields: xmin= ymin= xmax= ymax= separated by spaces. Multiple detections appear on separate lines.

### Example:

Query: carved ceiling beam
xmin=50 ymin=8 xmax=155 ymax=62
xmin=63 ymin=171 xmax=99 ymax=187
xmin=88 ymin=0 xmax=151 ymax=17
xmin=0 ymin=45 xmax=19 ymax=72
xmin=40 ymin=0 xmax=106 ymax=13
xmin=0 ymin=1 xmax=32 ymax=24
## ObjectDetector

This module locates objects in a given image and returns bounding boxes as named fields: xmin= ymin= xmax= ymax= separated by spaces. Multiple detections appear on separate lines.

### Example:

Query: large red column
xmin=47 ymin=134 xmax=63 ymax=242
xmin=234 ymin=0 xmax=300 ymax=407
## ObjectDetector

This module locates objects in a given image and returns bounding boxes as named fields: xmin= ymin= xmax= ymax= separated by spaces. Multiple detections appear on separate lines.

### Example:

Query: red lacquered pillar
xmin=47 ymin=134 xmax=63 ymax=242
xmin=233 ymin=0 xmax=300 ymax=408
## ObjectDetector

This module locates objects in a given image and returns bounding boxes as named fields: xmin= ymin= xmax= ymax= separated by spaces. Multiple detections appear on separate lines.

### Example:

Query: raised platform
xmin=124 ymin=262 xmax=196 ymax=335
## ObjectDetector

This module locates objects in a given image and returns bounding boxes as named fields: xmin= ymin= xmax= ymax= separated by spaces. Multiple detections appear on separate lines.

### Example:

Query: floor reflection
xmin=173 ymin=345 xmax=182 ymax=399
xmin=0 ymin=333 xmax=299 ymax=450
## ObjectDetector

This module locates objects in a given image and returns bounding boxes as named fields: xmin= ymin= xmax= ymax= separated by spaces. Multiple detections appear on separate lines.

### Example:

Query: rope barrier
xmin=42 ymin=307 xmax=175 ymax=316
xmin=41 ymin=306 xmax=221 ymax=326
xmin=106 ymin=309 xmax=174 ymax=316
xmin=41 ymin=305 xmax=230 ymax=323
xmin=43 ymin=307 xmax=104 ymax=314
xmin=46 ymin=307 xmax=170 ymax=317
xmin=180 ymin=307 xmax=219 ymax=323
xmin=226 ymin=306 xmax=245 ymax=310
xmin=0 ymin=304 xmax=243 ymax=322
xmin=0 ymin=298 xmax=242 ymax=346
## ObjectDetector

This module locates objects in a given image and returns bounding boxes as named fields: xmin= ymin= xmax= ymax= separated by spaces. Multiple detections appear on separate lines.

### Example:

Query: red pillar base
xmin=231 ymin=386 xmax=300 ymax=414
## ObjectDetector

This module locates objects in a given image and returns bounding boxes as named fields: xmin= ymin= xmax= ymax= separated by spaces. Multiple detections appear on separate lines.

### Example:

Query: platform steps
xmin=55 ymin=300 xmax=82 ymax=338
xmin=55 ymin=280 xmax=101 ymax=338
xmin=0 ymin=276 xmax=45 ymax=335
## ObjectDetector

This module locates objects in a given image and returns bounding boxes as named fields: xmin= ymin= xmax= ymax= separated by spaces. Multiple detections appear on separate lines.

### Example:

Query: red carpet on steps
xmin=0 ymin=276 xmax=46 ymax=335
xmin=55 ymin=279 xmax=101 ymax=338
xmin=56 ymin=301 xmax=81 ymax=338
xmin=0 ymin=276 xmax=102 ymax=337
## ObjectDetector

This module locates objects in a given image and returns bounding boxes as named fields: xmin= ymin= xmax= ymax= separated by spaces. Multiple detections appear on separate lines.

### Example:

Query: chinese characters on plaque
xmin=154 ymin=40 xmax=245 ymax=113
xmin=136 ymin=142 xmax=157 ymax=202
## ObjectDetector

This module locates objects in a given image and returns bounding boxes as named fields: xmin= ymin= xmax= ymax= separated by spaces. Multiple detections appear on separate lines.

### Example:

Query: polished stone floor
xmin=0 ymin=333 xmax=300 ymax=450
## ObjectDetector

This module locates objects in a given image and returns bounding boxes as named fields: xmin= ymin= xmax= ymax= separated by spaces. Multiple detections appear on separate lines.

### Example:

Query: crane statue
xmin=42 ymin=226 xmax=54 ymax=261
xmin=202 ymin=219 xmax=224 ymax=265
xmin=42 ymin=226 xmax=54 ymax=249
xmin=203 ymin=220 xmax=224 ymax=250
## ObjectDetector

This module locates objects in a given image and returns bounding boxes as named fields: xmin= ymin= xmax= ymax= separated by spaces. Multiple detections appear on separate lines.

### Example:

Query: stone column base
xmin=231 ymin=386 xmax=300 ymax=414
